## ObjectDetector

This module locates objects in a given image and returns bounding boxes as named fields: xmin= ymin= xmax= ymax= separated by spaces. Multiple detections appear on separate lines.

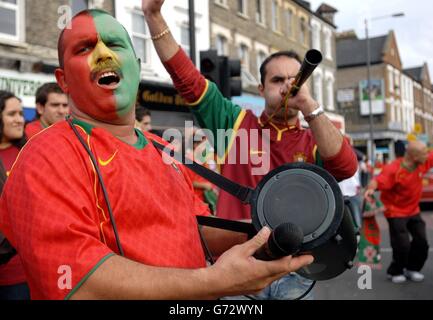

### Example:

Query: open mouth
xmin=95 ymin=70 xmax=121 ymax=89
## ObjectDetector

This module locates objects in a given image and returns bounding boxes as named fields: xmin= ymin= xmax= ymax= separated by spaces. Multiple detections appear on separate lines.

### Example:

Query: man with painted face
xmin=0 ymin=9 xmax=313 ymax=300
xmin=143 ymin=0 xmax=357 ymax=300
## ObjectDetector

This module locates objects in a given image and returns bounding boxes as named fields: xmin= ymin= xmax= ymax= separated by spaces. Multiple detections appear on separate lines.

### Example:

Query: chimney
xmin=336 ymin=30 xmax=358 ymax=40
xmin=316 ymin=3 xmax=338 ymax=25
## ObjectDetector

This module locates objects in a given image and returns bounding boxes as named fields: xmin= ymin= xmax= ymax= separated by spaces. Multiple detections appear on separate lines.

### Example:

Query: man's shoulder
xmin=17 ymin=121 xmax=78 ymax=163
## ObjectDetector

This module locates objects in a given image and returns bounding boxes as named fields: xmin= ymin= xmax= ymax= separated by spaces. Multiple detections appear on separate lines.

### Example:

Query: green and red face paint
xmin=60 ymin=10 xmax=140 ymax=121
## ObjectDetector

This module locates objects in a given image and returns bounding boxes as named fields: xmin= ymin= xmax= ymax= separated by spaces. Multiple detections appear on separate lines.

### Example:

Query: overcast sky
xmin=308 ymin=0 xmax=433 ymax=77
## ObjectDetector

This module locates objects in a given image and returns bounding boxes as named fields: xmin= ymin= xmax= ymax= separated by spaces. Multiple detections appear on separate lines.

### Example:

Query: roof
xmin=317 ymin=3 xmax=338 ymax=13
xmin=292 ymin=0 xmax=337 ymax=28
xmin=403 ymin=67 xmax=423 ymax=82
xmin=337 ymin=35 xmax=388 ymax=68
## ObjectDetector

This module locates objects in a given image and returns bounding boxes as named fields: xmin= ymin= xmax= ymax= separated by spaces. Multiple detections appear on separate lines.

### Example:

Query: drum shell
xmin=297 ymin=203 xmax=358 ymax=281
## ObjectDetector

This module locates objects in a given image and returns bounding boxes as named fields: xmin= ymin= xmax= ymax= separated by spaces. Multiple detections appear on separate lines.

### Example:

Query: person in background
xmin=135 ymin=106 xmax=152 ymax=132
xmin=25 ymin=82 xmax=69 ymax=139
xmin=0 ymin=10 xmax=313 ymax=300
xmin=0 ymin=90 xmax=29 ymax=300
xmin=365 ymin=140 xmax=430 ymax=284
xmin=144 ymin=0 xmax=357 ymax=300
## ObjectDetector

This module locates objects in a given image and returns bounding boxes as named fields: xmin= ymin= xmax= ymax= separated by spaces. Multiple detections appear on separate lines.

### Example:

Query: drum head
xmin=250 ymin=163 xmax=344 ymax=251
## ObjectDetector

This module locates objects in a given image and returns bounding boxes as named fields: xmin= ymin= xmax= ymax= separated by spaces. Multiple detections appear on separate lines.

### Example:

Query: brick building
xmin=208 ymin=0 xmax=344 ymax=129
xmin=336 ymin=30 xmax=413 ymax=161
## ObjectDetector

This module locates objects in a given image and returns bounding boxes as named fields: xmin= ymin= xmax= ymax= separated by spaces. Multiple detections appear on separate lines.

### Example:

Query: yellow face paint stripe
xmin=87 ymin=37 xmax=121 ymax=71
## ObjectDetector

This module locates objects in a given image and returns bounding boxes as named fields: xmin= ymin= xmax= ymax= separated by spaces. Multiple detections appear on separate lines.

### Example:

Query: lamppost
xmin=365 ymin=12 xmax=404 ymax=164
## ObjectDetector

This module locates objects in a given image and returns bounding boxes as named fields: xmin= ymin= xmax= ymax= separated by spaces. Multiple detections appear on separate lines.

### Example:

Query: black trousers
xmin=386 ymin=214 xmax=429 ymax=275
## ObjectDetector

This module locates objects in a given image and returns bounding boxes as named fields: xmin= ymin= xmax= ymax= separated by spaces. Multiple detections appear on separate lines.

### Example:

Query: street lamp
xmin=365 ymin=12 xmax=404 ymax=164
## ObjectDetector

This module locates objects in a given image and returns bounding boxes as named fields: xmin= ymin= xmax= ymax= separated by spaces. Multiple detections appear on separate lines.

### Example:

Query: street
xmin=314 ymin=210 xmax=433 ymax=300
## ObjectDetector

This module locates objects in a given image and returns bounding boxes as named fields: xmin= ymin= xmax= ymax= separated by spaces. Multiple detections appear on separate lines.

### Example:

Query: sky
xmin=308 ymin=0 xmax=433 ymax=77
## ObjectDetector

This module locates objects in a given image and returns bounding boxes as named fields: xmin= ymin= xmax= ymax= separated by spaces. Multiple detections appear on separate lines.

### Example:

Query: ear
xmin=258 ymin=83 xmax=264 ymax=97
xmin=35 ymin=103 xmax=44 ymax=116
xmin=55 ymin=68 xmax=69 ymax=94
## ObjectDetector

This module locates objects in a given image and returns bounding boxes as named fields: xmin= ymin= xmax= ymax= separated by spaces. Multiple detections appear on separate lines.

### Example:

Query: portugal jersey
xmin=0 ymin=119 xmax=209 ymax=299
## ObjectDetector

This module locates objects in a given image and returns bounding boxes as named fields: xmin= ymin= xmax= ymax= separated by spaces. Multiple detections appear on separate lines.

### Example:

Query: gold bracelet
xmin=151 ymin=27 xmax=170 ymax=41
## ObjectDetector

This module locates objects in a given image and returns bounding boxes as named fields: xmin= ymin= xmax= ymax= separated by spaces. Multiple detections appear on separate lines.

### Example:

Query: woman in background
xmin=0 ymin=90 xmax=29 ymax=300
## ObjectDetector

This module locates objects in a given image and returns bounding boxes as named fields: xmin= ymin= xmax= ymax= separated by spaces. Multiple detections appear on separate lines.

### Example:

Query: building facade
xmin=336 ymin=30 xmax=412 ymax=162
xmin=115 ymin=0 xmax=210 ymax=130
xmin=209 ymin=0 xmax=343 ymax=130
xmin=404 ymin=64 xmax=433 ymax=144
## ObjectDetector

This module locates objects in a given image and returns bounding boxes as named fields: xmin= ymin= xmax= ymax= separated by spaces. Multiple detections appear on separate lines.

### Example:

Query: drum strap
xmin=151 ymin=140 xmax=256 ymax=237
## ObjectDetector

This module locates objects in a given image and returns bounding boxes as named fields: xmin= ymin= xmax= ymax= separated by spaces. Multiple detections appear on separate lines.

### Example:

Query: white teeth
xmin=100 ymin=71 xmax=117 ymax=79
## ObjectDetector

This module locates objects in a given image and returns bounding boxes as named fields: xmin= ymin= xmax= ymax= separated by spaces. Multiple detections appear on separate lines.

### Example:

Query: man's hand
xmin=281 ymin=79 xmax=319 ymax=116
xmin=207 ymin=227 xmax=314 ymax=297
xmin=142 ymin=0 xmax=164 ymax=17
xmin=364 ymin=179 xmax=378 ymax=201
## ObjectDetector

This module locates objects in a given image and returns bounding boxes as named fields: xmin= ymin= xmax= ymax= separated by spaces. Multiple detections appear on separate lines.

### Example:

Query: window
xmin=326 ymin=80 xmax=334 ymax=111
xmin=71 ymin=0 xmax=88 ymax=15
xmin=0 ymin=0 xmax=21 ymax=41
xmin=238 ymin=43 xmax=250 ymax=71
xmin=388 ymin=68 xmax=394 ymax=93
xmin=237 ymin=0 xmax=247 ymax=15
xmin=312 ymin=23 xmax=321 ymax=51
xmin=313 ymin=73 xmax=323 ymax=106
xmin=285 ymin=9 xmax=293 ymax=37
xmin=215 ymin=0 xmax=228 ymax=6
xmin=299 ymin=17 xmax=307 ymax=45
xmin=131 ymin=11 xmax=151 ymax=65
xmin=271 ymin=1 xmax=280 ymax=31
xmin=180 ymin=24 xmax=190 ymax=57
xmin=216 ymin=34 xmax=228 ymax=56
xmin=323 ymin=29 xmax=332 ymax=60
xmin=257 ymin=50 xmax=267 ymax=81
xmin=256 ymin=0 xmax=265 ymax=24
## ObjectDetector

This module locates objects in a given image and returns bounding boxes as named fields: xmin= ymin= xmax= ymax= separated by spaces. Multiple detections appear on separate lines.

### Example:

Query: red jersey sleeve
xmin=0 ymin=134 xmax=114 ymax=300
xmin=374 ymin=163 xmax=397 ymax=191
xmin=321 ymin=137 xmax=358 ymax=181
xmin=163 ymin=47 xmax=207 ymax=103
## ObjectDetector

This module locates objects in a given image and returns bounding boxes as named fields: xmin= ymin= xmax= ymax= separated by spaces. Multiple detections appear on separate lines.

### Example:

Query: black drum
xmin=249 ymin=162 xmax=358 ymax=281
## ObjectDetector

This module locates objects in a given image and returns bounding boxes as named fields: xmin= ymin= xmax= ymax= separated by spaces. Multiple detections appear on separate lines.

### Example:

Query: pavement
xmin=314 ymin=210 xmax=433 ymax=300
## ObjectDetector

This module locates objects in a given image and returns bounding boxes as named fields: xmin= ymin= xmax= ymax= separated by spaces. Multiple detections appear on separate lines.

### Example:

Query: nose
xmin=93 ymin=39 xmax=116 ymax=65
xmin=14 ymin=113 xmax=24 ymax=125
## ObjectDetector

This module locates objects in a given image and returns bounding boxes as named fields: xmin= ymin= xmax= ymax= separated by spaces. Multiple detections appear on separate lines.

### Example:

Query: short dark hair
xmin=259 ymin=51 xmax=302 ymax=86
xmin=35 ymin=82 xmax=64 ymax=106
xmin=135 ymin=106 xmax=151 ymax=122
xmin=0 ymin=90 xmax=26 ymax=149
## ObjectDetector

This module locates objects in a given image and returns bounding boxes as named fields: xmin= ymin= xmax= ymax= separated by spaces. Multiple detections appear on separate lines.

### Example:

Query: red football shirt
xmin=374 ymin=153 xmax=433 ymax=218
xmin=0 ymin=120 xmax=209 ymax=299
xmin=25 ymin=119 xmax=46 ymax=139
xmin=164 ymin=48 xmax=357 ymax=221
xmin=0 ymin=145 xmax=27 ymax=286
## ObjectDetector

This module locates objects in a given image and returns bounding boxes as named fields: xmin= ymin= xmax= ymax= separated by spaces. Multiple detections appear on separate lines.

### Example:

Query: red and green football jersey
xmin=0 ymin=120 xmax=209 ymax=299
xmin=190 ymin=81 xmax=357 ymax=220
xmin=164 ymin=48 xmax=357 ymax=221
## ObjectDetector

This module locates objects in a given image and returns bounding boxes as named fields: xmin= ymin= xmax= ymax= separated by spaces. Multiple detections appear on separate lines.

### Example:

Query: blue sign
xmin=232 ymin=94 xmax=265 ymax=117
